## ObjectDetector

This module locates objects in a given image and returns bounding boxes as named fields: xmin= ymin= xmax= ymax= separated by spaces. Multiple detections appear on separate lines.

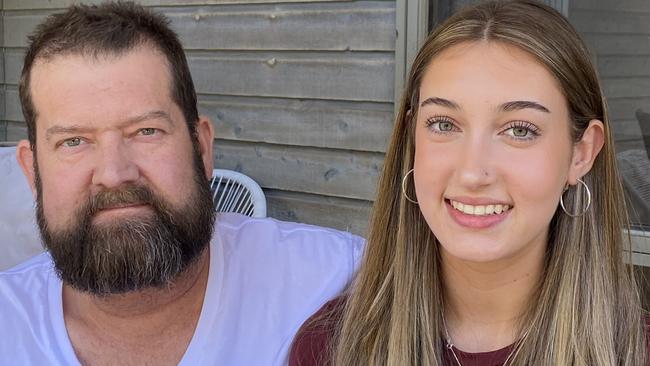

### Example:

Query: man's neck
xmin=441 ymin=240 xmax=545 ymax=353
xmin=62 ymin=248 xmax=211 ymax=365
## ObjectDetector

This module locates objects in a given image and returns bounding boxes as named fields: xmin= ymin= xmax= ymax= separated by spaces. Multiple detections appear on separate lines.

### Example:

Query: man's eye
xmin=63 ymin=137 xmax=82 ymax=147
xmin=139 ymin=128 xmax=157 ymax=136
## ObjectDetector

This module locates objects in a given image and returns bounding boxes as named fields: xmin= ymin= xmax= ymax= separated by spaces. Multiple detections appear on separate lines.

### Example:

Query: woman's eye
xmin=503 ymin=122 xmax=540 ymax=140
xmin=438 ymin=121 xmax=454 ymax=132
xmin=512 ymin=127 xmax=529 ymax=137
xmin=426 ymin=117 xmax=458 ymax=134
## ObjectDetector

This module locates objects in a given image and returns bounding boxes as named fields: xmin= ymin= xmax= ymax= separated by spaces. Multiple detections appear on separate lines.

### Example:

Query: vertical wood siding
xmin=1 ymin=0 xmax=396 ymax=236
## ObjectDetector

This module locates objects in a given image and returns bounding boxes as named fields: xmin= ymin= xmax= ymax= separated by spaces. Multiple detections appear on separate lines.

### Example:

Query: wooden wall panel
xmin=168 ymin=3 xmax=395 ymax=52
xmin=603 ymin=78 xmax=650 ymax=99
xmin=571 ymin=0 xmax=650 ymax=13
xmin=188 ymin=51 xmax=394 ymax=102
xmin=3 ymin=49 xmax=395 ymax=103
xmin=571 ymin=9 xmax=650 ymax=34
xmin=5 ymin=3 xmax=395 ymax=51
xmin=598 ymin=56 xmax=650 ymax=78
xmin=4 ymin=0 xmax=350 ymax=10
xmin=4 ymin=48 xmax=22 ymax=85
xmin=213 ymin=139 xmax=383 ymax=201
xmin=582 ymin=34 xmax=650 ymax=56
xmin=608 ymin=97 xmax=650 ymax=121
xmin=265 ymin=189 xmax=371 ymax=236
xmin=201 ymin=95 xmax=393 ymax=152
xmin=6 ymin=121 xmax=26 ymax=141
xmin=4 ymin=87 xmax=20 ymax=122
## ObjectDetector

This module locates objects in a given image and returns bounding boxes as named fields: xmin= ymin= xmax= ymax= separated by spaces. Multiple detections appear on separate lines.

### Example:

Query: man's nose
xmin=91 ymin=138 xmax=139 ymax=189
xmin=455 ymin=137 xmax=496 ymax=190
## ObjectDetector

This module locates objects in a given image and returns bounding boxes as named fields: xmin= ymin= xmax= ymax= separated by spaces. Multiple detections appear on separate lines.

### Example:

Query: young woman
xmin=289 ymin=1 xmax=648 ymax=365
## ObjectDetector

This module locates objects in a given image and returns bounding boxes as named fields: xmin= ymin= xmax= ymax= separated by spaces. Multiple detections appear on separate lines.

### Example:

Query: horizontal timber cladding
xmin=6 ymin=121 xmax=26 ymax=141
xmin=4 ymin=0 xmax=354 ymax=10
xmin=570 ymin=0 xmax=650 ymax=13
xmin=581 ymin=34 xmax=650 ymax=56
xmin=4 ymin=2 xmax=395 ymax=50
xmin=4 ymin=49 xmax=395 ymax=103
xmin=265 ymin=189 xmax=372 ymax=237
xmin=4 ymin=87 xmax=20 ymax=122
xmin=213 ymin=139 xmax=384 ymax=201
xmin=188 ymin=51 xmax=395 ymax=102
xmin=598 ymin=56 xmax=650 ymax=78
xmin=201 ymin=95 xmax=393 ymax=152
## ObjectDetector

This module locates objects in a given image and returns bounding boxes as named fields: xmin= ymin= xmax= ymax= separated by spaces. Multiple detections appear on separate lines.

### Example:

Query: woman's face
xmin=413 ymin=41 xmax=574 ymax=264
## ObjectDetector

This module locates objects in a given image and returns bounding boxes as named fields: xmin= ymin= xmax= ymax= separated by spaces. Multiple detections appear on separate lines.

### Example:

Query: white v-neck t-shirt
xmin=0 ymin=213 xmax=364 ymax=365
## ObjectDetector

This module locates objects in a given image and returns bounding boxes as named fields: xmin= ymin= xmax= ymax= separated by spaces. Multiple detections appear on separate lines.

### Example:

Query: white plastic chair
xmin=0 ymin=146 xmax=43 ymax=270
xmin=210 ymin=169 xmax=266 ymax=218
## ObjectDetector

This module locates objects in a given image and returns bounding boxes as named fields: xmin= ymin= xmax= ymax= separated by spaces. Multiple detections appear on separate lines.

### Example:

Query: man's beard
xmin=34 ymin=151 xmax=216 ymax=296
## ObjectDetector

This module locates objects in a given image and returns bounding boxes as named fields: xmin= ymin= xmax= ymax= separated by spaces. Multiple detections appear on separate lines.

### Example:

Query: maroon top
xmin=289 ymin=298 xmax=650 ymax=366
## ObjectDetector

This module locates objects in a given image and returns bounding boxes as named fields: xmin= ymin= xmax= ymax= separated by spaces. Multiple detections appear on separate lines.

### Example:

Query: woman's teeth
xmin=450 ymin=200 xmax=510 ymax=216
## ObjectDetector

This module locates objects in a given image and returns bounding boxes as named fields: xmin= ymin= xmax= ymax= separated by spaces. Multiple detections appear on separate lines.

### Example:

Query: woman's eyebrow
xmin=419 ymin=98 xmax=551 ymax=114
xmin=420 ymin=97 xmax=461 ymax=110
xmin=500 ymin=100 xmax=550 ymax=113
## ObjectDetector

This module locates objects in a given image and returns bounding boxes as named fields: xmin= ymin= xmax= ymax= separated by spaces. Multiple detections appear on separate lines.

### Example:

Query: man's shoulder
xmin=1 ymin=251 xmax=54 ymax=281
xmin=214 ymin=213 xmax=365 ymax=253
xmin=0 ymin=252 xmax=55 ymax=302
xmin=0 ymin=252 xmax=56 ymax=327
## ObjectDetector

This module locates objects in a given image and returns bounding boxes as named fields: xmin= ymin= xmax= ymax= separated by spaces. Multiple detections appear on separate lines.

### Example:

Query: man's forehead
xmin=29 ymin=47 xmax=179 ymax=133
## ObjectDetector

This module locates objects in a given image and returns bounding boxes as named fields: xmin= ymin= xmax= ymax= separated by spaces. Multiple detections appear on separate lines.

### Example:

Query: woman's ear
xmin=567 ymin=119 xmax=605 ymax=184
xmin=16 ymin=139 xmax=38 ymax=198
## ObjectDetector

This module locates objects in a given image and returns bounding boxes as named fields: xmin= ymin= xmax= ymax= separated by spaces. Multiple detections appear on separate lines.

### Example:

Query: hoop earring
xmin=401 ymin=168 xmax=418 ymax=204
xmin=560 ymin=178 xmax=591 ymax=217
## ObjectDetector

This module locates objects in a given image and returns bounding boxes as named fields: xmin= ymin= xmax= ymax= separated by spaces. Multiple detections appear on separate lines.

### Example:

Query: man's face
xmin=22 ymin=47 xmax=215 ymax=295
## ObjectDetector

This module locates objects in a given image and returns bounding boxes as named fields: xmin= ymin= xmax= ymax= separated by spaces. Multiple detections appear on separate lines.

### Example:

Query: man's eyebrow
xmin=419 ymin=97 xmax=461 ymax=110
xmin=45 ymin=110 xmax=174 ymax=142
xmin=119 ymin=110 xmax=174 ymax=129
xmin=500 ymin=100 xmax=550 ymax=113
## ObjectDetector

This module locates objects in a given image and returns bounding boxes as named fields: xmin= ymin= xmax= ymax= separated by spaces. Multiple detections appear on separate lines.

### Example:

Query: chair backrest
xmin=210 ymin=169 xmax=266 ymax=218
xmin=0 ymin=146 xmax=43 ymax=270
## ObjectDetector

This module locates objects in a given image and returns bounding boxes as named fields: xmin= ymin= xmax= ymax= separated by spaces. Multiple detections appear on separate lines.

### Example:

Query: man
xmin=0 ymin=3 xmax=363 ymax=365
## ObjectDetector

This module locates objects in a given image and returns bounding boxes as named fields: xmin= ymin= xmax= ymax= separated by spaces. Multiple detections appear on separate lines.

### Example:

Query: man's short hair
xmin=19 ymin=1 xmax=199 ymax=148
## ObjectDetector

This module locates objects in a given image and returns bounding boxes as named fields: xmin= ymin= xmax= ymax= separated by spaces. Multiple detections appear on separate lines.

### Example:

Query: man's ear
xmin=16 ymin=139 xmax=37 ymax=198
xmin=195 ymin=116 xmax=215 ymax=180
xmin=567 ymin=119 xmax=605 ymax=184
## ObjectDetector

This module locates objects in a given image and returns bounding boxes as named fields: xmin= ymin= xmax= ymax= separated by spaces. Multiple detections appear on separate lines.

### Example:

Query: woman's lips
xmin=445 ymin=199 xmax=511 ymax=229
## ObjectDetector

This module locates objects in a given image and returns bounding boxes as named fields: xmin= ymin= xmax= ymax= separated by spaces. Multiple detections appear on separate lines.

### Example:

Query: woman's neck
xmin=441 ymin=240 xmax=545 ymax=353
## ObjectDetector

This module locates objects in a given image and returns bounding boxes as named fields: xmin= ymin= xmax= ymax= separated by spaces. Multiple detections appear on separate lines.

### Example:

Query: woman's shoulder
xmin=289 ymin=297 xmax=346 ymax=366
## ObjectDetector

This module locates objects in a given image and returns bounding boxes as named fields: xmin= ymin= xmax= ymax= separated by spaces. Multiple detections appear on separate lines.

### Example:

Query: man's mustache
xmin=86 ymin=185 xmax=156 ymax=217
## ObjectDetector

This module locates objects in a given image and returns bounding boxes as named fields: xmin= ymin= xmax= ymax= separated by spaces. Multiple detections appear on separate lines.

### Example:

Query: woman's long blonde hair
xmin=333 ymin=1 xmax=646 ymax=365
